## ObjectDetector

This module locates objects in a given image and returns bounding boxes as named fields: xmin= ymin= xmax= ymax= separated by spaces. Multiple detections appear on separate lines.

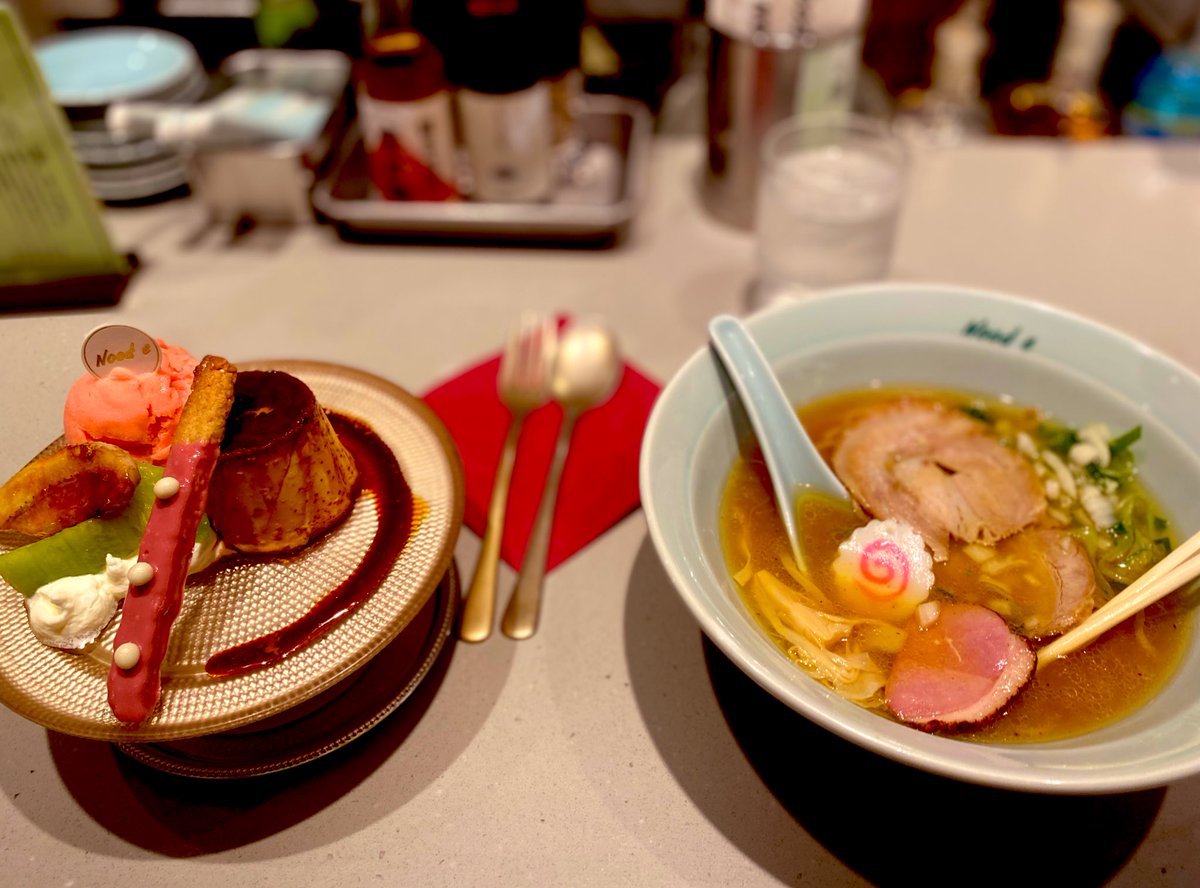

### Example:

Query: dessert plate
xmin=0 ymin=361 xmax=464 ymax=742
xmin=116 ymin=561 xmax=458 ymax=778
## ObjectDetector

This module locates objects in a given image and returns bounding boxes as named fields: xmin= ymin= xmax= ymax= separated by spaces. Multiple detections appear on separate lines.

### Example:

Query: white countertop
xmin=1 ymin=135 xmax=1198 ymax=887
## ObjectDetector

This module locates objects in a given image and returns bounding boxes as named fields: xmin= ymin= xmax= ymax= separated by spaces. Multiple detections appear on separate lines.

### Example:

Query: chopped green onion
xmin=1038 ymin=421 xmax=1078 ymax=455
xmin=1085 ymin=462 xmax=1122 ymax=482
xmin=959 ymin=404 xmax=994 ymax=424
xmin=1109 ymin=425 xmax=1142 ymax=454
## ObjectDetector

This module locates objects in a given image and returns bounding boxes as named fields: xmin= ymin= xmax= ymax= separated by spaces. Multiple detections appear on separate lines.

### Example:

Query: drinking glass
xmin=752 ymin=114 xmax=909 ymax=308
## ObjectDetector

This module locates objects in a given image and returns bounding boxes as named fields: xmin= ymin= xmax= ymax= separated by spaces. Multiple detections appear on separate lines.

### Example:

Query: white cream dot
xmin=114 ymin=642 xmax=141 ymax=670
xmin=153 ymin=476 xmax=180 ymax=499
xmin=128 ymin=562 xmax=154 ymax=586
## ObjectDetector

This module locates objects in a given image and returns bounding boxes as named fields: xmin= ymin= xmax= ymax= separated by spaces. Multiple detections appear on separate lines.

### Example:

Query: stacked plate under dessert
xmin=0 ymin=361 xmax=465 ymax=777
xmin=35 ymin=26 xmax=206 ymax=202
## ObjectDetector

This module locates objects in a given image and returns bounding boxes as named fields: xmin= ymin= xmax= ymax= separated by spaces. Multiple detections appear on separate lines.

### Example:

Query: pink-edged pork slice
xmin=885 ymin=602 xmax=1035 ymax=731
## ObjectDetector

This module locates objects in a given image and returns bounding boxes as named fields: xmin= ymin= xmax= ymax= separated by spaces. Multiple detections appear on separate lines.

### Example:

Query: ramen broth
xmin=720 ymin=387 xmax=1194 ymax=742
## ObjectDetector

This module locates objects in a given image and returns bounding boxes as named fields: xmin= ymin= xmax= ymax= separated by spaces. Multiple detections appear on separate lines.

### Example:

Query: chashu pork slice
xmin=1018 ymin=528 xmax=1097 ymax=638
xmin=885 ymin=602 xmax=1035 ymax=731
xmin=831 ymin=401 xmax=1046 ymax=560
xmin=207 ymin=370 xmax=358 ymax=554
xmin=944 ymin=527 xmax=1100 ymax=640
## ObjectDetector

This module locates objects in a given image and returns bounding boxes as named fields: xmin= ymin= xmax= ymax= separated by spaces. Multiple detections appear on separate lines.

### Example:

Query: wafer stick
xmin=107 ymin=356 xmax=237 ymax=723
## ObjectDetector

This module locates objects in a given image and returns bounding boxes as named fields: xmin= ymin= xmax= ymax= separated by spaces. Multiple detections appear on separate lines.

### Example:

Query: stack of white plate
xmin=35 ymin=27 xmax=206 ymax=202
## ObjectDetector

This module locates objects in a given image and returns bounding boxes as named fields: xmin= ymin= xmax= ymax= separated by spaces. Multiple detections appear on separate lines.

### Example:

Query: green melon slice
xmin=0 ymin=464 xmax=215 ymax=597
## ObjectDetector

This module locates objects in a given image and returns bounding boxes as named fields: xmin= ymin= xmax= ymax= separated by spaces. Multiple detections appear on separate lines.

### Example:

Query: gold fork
xmin=460 ymin=312 xmax=557 ymax=642
xmin=501 ymin=321 xmax=622 ymax=640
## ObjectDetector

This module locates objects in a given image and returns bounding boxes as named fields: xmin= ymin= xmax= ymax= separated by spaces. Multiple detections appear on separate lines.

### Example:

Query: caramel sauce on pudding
xmin=220 ymin=371 xmax=314 ymax=450
xmin=206 ymin=413 xmax=422 ymax=677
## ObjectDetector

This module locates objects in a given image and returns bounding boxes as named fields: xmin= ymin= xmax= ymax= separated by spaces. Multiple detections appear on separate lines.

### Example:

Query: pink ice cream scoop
xmin=63 ymin=340 xmax=199 ymax=463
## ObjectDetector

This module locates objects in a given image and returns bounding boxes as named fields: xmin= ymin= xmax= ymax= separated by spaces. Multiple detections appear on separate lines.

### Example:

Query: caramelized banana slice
xmin=0 ymin=442 xmax=140 ymax=538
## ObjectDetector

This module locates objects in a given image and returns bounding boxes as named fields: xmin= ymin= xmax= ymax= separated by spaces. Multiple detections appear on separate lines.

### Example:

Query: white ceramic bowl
xmin=640 ymin=283 xmax=1200 ymax=794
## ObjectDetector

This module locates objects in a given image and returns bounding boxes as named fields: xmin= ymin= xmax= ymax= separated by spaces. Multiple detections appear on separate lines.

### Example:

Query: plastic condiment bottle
xmin=893 ymin=0 xmax=991 ymax=147
xmin=454 ymin=7 xmax=555 ymax=203
xmin=357 ymin=27 xmax=459 ymax=201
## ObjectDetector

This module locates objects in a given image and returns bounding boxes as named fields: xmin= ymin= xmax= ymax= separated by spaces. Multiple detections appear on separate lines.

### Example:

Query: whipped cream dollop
xmin=26 ymin=554 xmax=135 ymax=649
xmin=24 ymin=536 xmax=224 ymax=650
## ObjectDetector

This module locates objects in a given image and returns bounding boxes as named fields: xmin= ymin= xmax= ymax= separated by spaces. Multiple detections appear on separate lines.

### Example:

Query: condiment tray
xmin=311 ymin=94 xmax=651 ymax=246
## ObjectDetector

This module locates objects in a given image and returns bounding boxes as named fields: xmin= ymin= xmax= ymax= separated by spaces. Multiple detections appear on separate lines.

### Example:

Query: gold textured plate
xmin=0 ymin=361 xmax=464 ymax=741
xmin=115 ymin=561 xmax=459 ymax=778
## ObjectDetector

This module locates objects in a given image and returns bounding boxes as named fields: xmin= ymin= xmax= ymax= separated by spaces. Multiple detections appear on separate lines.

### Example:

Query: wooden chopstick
xmin=1037 ymin=529 xmax=1200 ymax=670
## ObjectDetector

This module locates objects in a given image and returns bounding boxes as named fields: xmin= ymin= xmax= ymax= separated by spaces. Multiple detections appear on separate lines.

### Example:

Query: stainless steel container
xmin=700 ymin=2 xmax=867 ymax=230
xmin=702 ymin=29 xmax=804 ymax=230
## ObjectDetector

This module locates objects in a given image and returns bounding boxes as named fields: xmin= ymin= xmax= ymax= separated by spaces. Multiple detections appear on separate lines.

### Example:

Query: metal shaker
xmin=701 ymin=0 xmax=869 ymax=230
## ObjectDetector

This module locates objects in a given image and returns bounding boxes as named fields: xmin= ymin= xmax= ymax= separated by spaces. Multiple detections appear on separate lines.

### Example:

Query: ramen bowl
xmin=639 ymin=283 xmax=1200 ymax=794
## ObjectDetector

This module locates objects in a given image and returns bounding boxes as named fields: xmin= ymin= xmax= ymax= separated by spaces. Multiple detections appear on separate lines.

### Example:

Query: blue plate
xmin=35 ymin=27 xmax=200 ymax=109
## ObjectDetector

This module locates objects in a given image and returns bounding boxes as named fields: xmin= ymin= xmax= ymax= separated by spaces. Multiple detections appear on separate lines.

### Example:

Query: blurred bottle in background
xmin=859 ymin=0 xmax=1170 ymax=138
xmin=584 ymin=0 xmax=688 ymax=115
xmin=530 ymin=0 xmax=587 ymax=149
xmin=861 ymin=0 xmax=966 ymax=100
xmin=989 ymin=0 xmax=1124 ymax=137
xmin=357 ymin=0 xmax=459 ymax=200
xmin=411 ymin=0 xmax=586 ymax=202
xmin=1123 ymin=15 xmax=1200 ymax=136
xmin=893 ymin=0 xmax=991 ymax=145
xmin=450 ymin=2 xmax=557 ymax=202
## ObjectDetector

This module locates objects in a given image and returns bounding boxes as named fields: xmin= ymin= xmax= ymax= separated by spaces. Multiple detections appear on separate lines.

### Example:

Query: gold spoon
xmin=501 ymin=320 xmax=622 ymax=639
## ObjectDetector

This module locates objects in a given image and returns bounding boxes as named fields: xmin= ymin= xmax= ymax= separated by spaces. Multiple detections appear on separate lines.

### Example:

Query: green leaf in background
xmin=255 ymin=0 xmax=319 ymax=49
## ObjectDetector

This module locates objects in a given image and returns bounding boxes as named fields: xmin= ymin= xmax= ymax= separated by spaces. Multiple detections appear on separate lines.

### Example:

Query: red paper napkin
xmin=422 ymin=331 xmax=661 ymax=572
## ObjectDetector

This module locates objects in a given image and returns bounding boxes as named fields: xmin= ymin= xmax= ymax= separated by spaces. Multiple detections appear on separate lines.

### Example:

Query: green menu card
xmin=0 ymin=5 xmax=131 ymax=306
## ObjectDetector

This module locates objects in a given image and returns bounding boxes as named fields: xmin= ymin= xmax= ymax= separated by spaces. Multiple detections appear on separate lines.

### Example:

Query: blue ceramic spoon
xmin=708 ymin=314 xmax=851 ymax=571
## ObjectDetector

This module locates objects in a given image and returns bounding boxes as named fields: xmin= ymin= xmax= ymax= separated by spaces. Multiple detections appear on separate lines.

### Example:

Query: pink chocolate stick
xmin=106 ymin=356 xmax=235 ymax=723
